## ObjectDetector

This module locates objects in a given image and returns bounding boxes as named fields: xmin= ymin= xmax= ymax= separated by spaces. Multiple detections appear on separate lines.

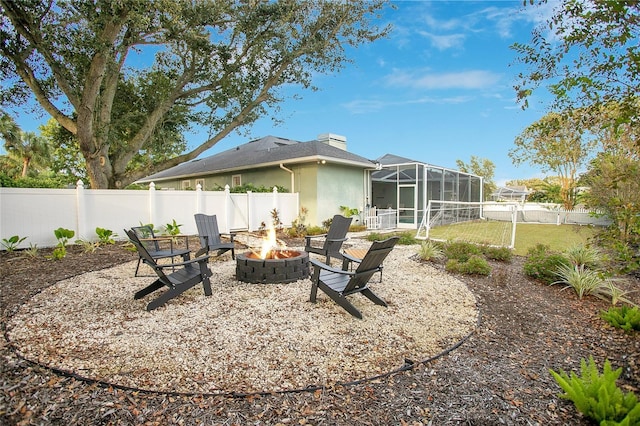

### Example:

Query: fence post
xmin=149 ymin=182 xmax=156 ymax=226
xmin=272 ymin=186 xmax=279 ymax=215
xmin=223 ymin=184 xmax=231 ymax=233
xmin=75 ymin=180 xmax=87 ymax=240
xmin=196 ymin=183 xmax=203 ymax=213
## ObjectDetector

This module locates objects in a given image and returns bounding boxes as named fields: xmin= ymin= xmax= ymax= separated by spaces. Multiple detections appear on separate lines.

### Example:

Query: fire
xmin=259 ymin=226 xmax=279 ymax=259
xmin=247 ymin=226 xmax=297 ymax=260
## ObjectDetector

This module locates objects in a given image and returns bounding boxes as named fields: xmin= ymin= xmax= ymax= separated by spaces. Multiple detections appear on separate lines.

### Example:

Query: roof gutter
xmin=280 ymin=163 xmax=295 ymax=192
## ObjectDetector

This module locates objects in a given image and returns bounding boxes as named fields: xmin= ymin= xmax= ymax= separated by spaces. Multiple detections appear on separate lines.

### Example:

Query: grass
xmin=428 ymin=223 xmax=598 ymax=256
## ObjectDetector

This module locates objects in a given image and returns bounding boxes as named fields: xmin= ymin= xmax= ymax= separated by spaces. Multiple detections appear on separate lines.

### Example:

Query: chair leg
xmin=135 ymin=257 xmax=142 ymax=277
xmin=361 ymin=288 xmax=388 ymax=307
xmin=134 ymin=279 xmax=164 ymax=299
xmin=309 ymin=267 xmax=320 ymax=302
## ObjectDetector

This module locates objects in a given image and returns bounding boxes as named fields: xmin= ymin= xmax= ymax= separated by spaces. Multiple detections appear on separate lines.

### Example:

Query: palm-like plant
xmin=4 ymin=131 xmax=51 ymax=177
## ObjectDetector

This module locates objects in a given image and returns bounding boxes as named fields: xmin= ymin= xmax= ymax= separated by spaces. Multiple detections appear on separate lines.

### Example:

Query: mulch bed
xmin=1 ymin=239 xmax=639 ymax=425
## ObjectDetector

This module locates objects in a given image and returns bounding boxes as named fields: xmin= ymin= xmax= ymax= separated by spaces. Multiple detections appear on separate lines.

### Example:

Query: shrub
xmin=446 ymin=255 xmax=491 ymax=276
xmin=418 ymin=240 xmax=445 ymax=262
xmin=601 ymin=305 xmax=640 ymax=333
xmin=565 ymin=245 xmax=603 ymax=269
xmin=443 ymin=241 xmax=482 ymax=262
xmin=550 ymin=356 xmax=640 ymax=425
xmin=397 ymin=231 xmax=417 ymax=245
xmin=305 ymin=226 xmax=325 ymax=236
xmin=523 ymin=244 xmax=571 ymax=284
xmin=482 ymin=245 xmax=513 ymax=262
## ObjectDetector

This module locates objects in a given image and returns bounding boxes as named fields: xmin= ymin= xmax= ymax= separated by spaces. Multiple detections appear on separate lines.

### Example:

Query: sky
xmin=8 ymin=0 xmax=558 ymax=186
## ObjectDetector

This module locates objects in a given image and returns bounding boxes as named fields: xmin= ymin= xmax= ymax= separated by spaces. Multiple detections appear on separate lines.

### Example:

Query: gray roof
xmin=138 ymin=135 xmax=377 ymax=183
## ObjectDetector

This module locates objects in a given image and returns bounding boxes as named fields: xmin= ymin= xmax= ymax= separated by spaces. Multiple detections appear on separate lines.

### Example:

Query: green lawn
xmin=428 ymin=222 xmax=599 ymax=256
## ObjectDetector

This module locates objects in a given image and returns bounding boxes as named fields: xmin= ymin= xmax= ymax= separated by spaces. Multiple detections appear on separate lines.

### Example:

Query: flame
xmin=259 ymin=226 xmax=278 ymax=259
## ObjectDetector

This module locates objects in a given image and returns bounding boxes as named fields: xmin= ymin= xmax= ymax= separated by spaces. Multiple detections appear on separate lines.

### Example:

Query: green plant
xmin=550 ymin=357 xmax=640 ymax=425
xmin=600 ymin=280 xmax=636 ymax=307
xmin=481 ymin=245 xmax=513 ymax=262
xmin=418 ymin=240 xmax=445 ymax=262
xmin=339 ymin=205 xmax=360 ymax=218
xmin=163 ymin=219 xmax=182 ymax=236
xmin=305 ymin=226 xmax=325 ymax=236
xmin=552 ymin=264 xmax=611 ymax=300
xmin=601 ymin=305 xmax=640 ymax=333
xmin=443 ymin=241 xmax=483 ymax=262
xmin=1 ymin=235 xmax=27 ymax=252
xmin=397 ymin=231 xmax=417 ymax=245
xmin=47 ymin=227 xmax=75 ymax=260
xmin=95 ymin=227 xmax=116 ymax=245
xmin=288 ymin=207 xmax=308 ymax=237
xmin=445 ymin=255 xmax=491 ymax=276
xmin=49 ymin=246 xmax=66 ymax=260
xmin=75 ymin=239 xmax=100 ymax=253
xmin=565 ymin=244 xmax=603 ymax=269
xmin=21 ymin=243 xmax=39 ymax=258
xmin=523 ymin=244 xmax=571 ymax=284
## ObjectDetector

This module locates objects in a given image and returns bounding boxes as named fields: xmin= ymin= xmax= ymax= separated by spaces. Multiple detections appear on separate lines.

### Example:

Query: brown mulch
xmin=1 ymin=239 xmax=639 ymax=425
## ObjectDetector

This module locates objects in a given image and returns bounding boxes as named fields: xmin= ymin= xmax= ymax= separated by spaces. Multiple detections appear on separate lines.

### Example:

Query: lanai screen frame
xmin=369 ymin=161 xmax=483 ymax=228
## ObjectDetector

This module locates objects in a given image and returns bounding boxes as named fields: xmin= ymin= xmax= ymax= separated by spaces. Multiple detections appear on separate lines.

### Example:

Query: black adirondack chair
xmin=130 ymin=225 xmax=191 ymax=277
xmin=125 ymin=229 xmax=213 ymax=311
xmin=309 ymin=236 xmax=399 ymax=319
xmin=304 ymin=214 xmax=353 ymax=264
xmin=194 ymin=214 xmax=236 ymax=259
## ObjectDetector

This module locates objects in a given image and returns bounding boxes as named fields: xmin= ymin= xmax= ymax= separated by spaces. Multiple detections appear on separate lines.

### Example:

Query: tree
xmin=0 ymin=113 xmax=51 ymax=177
xmin=0 ymin=1 xmax=390 ymax=188
xmin=509 ymin=111 xmax=597 ymax=210
xmin=40 ymin=118 xmax=88 ymax=184
xmin=455 ymin=156 xmax=496 ymax=201
xmin=512 ymin=1 xmax=640 ymax=124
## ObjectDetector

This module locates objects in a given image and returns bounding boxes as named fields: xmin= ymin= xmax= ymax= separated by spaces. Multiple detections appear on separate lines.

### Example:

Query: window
xmin=232 ymin=174 xmax=241 ymax=187
xmin=181 ymin=180 xmax=191 ymax=190
xmin=195 ymin=179 xmax=205 ymax=190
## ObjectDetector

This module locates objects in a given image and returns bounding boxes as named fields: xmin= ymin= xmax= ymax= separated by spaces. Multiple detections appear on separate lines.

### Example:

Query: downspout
xmin=280 ymin=163 xmax=295 ymax=192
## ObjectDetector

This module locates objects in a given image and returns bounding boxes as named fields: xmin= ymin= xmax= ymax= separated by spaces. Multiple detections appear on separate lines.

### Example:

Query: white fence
xmin=482 ymin=203 xmax=611 ymax=226
xmin=0 ymin=182 xmax=299 ymax=249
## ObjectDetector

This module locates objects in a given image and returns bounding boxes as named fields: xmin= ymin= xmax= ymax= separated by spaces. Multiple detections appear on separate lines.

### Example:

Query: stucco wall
xmin=147 ymin=162 xmax=367 ymax=228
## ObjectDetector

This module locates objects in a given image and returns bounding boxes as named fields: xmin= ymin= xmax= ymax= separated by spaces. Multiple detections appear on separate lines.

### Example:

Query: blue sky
xmin=204 ymin=0 xmax=556 ymax=185
xmin=10 ymin=0 xmax=557 ymax=185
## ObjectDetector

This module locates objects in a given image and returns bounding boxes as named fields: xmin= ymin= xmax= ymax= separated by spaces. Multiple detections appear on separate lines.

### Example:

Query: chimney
xmin=317 ymin=133 xmax=347 ymax=151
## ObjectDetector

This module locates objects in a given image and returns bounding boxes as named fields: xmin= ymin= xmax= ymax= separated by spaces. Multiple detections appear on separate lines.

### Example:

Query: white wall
xmin=0 ymin=182 xmax=298 ymax=249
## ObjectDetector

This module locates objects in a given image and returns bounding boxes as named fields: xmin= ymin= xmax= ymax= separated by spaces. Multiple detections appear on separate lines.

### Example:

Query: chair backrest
xmin=346 ymin=236 xmax=399 ymax=292
xmin=324 ymin=214 xmax=353 ymax=250
xmin=131 ymin=225 xmax=160 ymax=252
xmin=194 ymin=213 xmax=222 ymax=248
xmin=125 ymin=229 xmax=170 ymax=285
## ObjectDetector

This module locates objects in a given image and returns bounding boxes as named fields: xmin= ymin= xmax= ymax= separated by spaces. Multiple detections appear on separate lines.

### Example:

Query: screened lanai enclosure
xmin=366 ymin=154 xmax=483 ymax=229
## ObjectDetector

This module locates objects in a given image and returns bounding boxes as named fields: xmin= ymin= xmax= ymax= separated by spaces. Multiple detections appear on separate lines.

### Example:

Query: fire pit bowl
xmin=236 ymin=250 xmax=310 ymax=283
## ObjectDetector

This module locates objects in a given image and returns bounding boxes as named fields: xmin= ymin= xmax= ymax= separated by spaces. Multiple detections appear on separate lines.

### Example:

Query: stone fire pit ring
xmin=236 ymin=250 xmax=310 ymax=283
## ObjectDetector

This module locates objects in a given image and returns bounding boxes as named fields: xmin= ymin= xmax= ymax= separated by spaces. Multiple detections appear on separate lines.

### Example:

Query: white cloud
xmin=342 ymin=94 xmax=474 ymax=114
xmin=418 ymin=31 xmax=465 ymax=51
xmin=386 ymin=69 xmax=502 ymax=90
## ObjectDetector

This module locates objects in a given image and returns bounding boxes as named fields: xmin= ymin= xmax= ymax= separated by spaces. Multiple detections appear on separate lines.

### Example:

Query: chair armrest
xmin=305 ymin=234 xmax=328 ymax=245
xmin=309 ymin=258 xmax=354 ymax=276
xmin=220 ymin=233 xmax=235 ymax=242
xmin=325 ymin=237 xmax=348 ymax=243
xmin=342 ymin=251 xmax=361 ymax=264
xmin=156 ymin=254 xmax=209 ymax=269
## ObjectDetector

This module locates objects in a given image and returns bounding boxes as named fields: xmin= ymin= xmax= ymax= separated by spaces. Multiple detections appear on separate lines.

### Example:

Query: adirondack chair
xmin=304 ymin=214 xmax=353 ymax=264
xmin=309 ymin=236 xmax=399 ymax=319
xmin=194 ymin=214 xmax=236 ymax=259
xmin=125 ymin=229 xmax=213 ymax=311
xmin=130 ymin=225 xmax=191 ymax=277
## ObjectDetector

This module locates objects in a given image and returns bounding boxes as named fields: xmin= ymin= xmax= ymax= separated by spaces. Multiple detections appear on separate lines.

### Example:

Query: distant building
xmin=137 ymin=133 xmax=482 ymax=227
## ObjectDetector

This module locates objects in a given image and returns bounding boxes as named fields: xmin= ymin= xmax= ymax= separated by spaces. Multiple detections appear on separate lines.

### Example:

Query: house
xmin=137 ymin=134 xmax=376 ymax=226
xmin=137 ymin=133 xmax=483 ymax=228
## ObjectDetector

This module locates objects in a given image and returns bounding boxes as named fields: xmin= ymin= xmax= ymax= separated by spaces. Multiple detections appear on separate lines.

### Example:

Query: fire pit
xmin=235 ymin=227 xmax=310 ymax=283
xmin=236 ymin=250 xmax=310 ymax=283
